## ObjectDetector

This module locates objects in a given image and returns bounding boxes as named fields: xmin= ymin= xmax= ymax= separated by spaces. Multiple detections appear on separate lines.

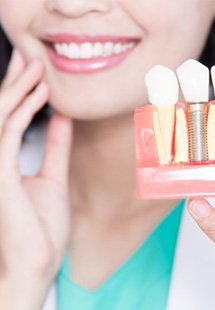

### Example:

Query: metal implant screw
xmin=187 ymin=102 xmax=208 ymax=162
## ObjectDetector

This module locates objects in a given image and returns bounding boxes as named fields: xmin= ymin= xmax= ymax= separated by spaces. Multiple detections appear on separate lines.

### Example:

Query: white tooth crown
xmin=103 ymin=42 xmax=114 ymax=57
xmin=211 ymin=66 xmax=215 ymax=96
xmin=145 ymin=65 xmax=179 ymax=106
xmin=53 ymin=41 xmax=135 ymax=59
xmin=80 ymin=42 xmax=93 ymax=59
xmin=68 ymin=43 xmax=79 ymax=58
xmin=177 ymin=59 xmax=209 ymax=102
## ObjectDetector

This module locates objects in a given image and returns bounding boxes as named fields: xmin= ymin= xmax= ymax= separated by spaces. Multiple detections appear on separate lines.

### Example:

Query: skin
xmin=0 ymin=0 xmax=214 ymax=294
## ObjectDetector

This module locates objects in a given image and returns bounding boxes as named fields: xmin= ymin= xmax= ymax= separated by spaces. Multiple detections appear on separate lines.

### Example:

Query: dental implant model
xmin=177 ymin=59 xmax=209 ymax=163
xmin=207 ymin=66 xmax=215 ymax=160
xmin=145 ymin=65 xmax=178 ymax=165
xmin=134 ymin=59 xmax=215 ymax=199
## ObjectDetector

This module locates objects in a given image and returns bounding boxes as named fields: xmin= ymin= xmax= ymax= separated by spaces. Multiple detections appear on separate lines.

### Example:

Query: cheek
xmin=119 ymin=0 xmax=180 ymax=32
xmin=119 ymin=0 xmax=212 ymax=30
xmin=119 ymin=0 xmax=213 ymax=66
xmin=0 ymin=0 xmax=38 ymax=43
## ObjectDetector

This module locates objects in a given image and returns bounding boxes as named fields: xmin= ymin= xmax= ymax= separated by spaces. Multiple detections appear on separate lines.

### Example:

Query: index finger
xmin=38 ymin=111 xmax=73 ymax=185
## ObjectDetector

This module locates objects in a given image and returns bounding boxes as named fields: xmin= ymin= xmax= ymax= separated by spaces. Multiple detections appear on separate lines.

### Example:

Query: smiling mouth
xmin=45 ymin=41 xmax=137 ymax=60
xmin=41 ymin=34 xmax=140 ymax=73
xmin=42 ymin=33 xmax=140 ymax=59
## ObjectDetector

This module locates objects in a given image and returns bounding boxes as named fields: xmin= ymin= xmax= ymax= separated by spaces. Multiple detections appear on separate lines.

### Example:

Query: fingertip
xmin=37 ymin=81 xmax=50 ymax=94
xmin=53 ymin=111 xmax=73 ymax=126
xmin=27 ymin=58 xmax=44 ymax=75
xmin=11 ymin=48 xmax=25 ymax=67
xmin=187 ymin=198 xmax=211 ymax=219
xmin=38 ymin=112 xmax=73 ymax=182
xmin=48 ymin=111 xmax=73 ymax=140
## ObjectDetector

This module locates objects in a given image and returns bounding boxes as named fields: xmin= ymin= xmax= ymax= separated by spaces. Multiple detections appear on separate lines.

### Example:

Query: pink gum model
xmin=134 ymin=101 xmax=215 ymax=199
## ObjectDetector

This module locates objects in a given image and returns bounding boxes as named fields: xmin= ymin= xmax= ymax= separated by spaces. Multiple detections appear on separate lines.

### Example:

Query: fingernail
xmin=188 ymin=199 xmax=210 ymax=219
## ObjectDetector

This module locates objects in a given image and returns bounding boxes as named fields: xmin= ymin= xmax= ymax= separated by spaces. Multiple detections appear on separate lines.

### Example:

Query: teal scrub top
xmin=56 ymin=200 xmax=185 ymax=310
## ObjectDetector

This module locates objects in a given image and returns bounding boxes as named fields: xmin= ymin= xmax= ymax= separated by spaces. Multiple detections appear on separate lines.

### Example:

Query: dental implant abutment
xmin=177 ymin=59 xmax=210 ymax=163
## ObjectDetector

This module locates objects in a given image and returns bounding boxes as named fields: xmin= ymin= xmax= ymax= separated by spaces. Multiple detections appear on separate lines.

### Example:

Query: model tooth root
xmin=175 ymin=108 xmax=189 ymax=163
xmin=156 ymin=105 xmax=175 ymax=163
xmin=153 ymin=111 xmax=169 ymax=165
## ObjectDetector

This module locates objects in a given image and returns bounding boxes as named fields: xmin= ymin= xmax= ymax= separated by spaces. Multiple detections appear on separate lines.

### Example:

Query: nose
xmin=47 ymin=0 xmax=113 ymax=18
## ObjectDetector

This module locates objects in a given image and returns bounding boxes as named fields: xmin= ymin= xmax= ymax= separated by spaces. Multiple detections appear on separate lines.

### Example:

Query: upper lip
xmin=42 ymin=33 xmax=140 ymax=44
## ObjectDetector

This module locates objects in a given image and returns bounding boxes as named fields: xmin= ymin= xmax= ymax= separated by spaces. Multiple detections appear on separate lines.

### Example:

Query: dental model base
xmin=134 ymin=59 xmax=215 ymax=199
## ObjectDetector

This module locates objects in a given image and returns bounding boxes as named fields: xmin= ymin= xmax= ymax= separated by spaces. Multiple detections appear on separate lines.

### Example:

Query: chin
xmin=48 ymin=95 xmax=137 ymax=121
xmin=43 ymin=68 xmax=148 ymax=120
xmin=48 ymin=96 xmax=115 ymax=121
xmin=47 ymin=87 xmax=131 ymax=121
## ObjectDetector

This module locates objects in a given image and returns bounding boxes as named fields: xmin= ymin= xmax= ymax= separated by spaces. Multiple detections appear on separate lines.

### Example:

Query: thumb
xmin=187 ymin=198 xmax=215 ymax=243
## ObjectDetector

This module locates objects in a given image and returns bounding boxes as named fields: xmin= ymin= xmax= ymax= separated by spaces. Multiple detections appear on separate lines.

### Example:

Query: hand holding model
xmin=0 ymin=48 xmax=73 ymax=309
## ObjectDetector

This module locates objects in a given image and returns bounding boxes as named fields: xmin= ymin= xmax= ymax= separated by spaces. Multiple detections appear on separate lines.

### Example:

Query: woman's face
xmin=0 ymin=0 xmax=214 ymax=120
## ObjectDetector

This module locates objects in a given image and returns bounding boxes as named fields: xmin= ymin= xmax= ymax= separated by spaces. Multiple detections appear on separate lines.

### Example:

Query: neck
xmin=69 ymin=112 xmax=178 ymax=220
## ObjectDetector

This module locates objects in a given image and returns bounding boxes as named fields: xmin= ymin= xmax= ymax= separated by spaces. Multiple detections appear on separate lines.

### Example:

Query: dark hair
xmin=0 ymin=19 xmax=215 ymax=128
xmin=200 ymin=19 xmax=215 ymax=68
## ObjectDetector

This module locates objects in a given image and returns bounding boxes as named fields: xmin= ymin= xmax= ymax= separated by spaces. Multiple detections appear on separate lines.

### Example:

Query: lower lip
xmin=45 ymin=43 xmax=135 ymax=74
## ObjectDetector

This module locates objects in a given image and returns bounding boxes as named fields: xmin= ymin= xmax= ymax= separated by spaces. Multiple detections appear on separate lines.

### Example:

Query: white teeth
xmin=93 ymin=42 xmax=103 ymax=58
xmin=53 ymin=41 xmax=136 ymax=59
xmin=211 ymin=66 xmax=215 ymax=96
xmin=68 ymin=43 xmax=79 ymax=58
xmin=80 ymin=42 xmax=93 ymax=59
xmin=113 ymin=43 xmax=123 ymax=54
xmin=145 ymin=65 xmax=179 ymax=106
xmin=177 ymin=59 xmax=209 ymax=102
xmin=127 ymin=42 xmax=135 ymax=49
xmin=62 ymin=43 xmax=69 ymax=55
xmin=55 ymin=43 xmax=62 ymax=55
xmin=122 ymin=44 xmax=128 ymax=52
xmin=103 ymin=42 xmax=114 ymax=57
